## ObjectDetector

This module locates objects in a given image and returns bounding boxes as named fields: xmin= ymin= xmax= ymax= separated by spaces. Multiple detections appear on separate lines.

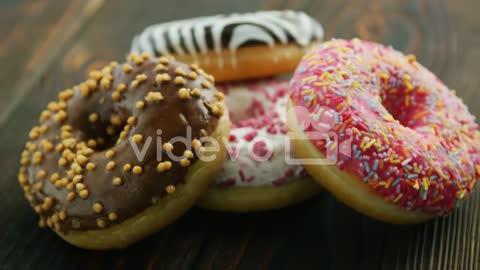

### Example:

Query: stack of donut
xmin=18 ymin=10 xmax=480 ymax=250
xmin=131 ymin=10 xmax=325 ymax=212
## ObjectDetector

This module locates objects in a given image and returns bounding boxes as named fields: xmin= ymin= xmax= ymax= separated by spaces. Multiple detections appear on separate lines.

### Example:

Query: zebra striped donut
xmin=130 ymin=10 xmax=324 ymax=82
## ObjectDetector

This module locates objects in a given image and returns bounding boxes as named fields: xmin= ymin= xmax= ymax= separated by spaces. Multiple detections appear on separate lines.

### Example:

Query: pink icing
xmin=289 ymin=39 xmax=480 ymax=214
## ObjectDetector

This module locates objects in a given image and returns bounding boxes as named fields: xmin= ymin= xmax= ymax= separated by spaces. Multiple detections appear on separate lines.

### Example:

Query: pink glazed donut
xmin=198 ymin=79 xmax=321 ymax=211
xmin=287 ymin=39 xmax=480 ymax=223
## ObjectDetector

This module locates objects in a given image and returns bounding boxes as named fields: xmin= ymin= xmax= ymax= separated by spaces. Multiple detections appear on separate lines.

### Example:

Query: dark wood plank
xmin=1 ymin=0 xmax=480 ymax=269
xmin=0 ymin=0 xmax=105 ymax=125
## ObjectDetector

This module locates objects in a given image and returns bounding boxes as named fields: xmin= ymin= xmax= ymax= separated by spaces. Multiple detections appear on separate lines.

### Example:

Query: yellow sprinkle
xmin=413 ymin=180 xmax=420 ymax=190
xmin=319 ymin=72 xmax=330 ymax=80
xmin=110 ymin=115 xmax=122 ymax=126
xmin=106 ymin=161 xmax=116 ymax=170
xmin=329 ymin=142 xmax=337 ymax=150
xmin=112 ymin=91 xmax=121 ymax=101
xmin=136 ymin=101 xmax=145 ymax=109
xmin=413 ymin=110 xmax=428 ymax=120
xmin=112 ymin=177 xmax=122 ymax=186
xmin=79 ymin=189 xmax=89 ymax=199
xmin=132 ymin=134 xmax=143 ymax=143
xmin=92 ymin=202 xmax=103 ymax=214
xmin=383 ymin=114 xmax=394 ymax=121
xmin=179 ymin=159 xmax=190 ymax=167
xmin=362 ymin=139 xmax=376 ymax=151
xmin=157 ymin=161 xmax=172 ymax=172
xmin=201 ymin=81 xmax=211 ymax=88
xmin=89 ymin=113 xmax=98 ymax=123
xmin=166 ymin=185 xmax=176 ymax=194
xmin=393 ymin=193 xmax=403 ymax=203
xmin=127 ymin=116 xmax=136 ymax=125
xmin=178 ymin=88 xmax=191 ymax=99
xmin=351 ymin=81 xmax=361 ymax=89
xmin=136 ymin=74 xmax=147 ymax=82
xmin=86 ymin=162 xmax=96 ymax=171
xmin=155 ymin=73 xmax=171 ymax=84
xmin=123 ymin=64 xmax=133 ymax=73
xmin=301 ymin=89 xmax=314 ymax=96
xmin=130 ymin=80 xmax=140 ymax=89
xmin=190 ymin=88 xmax=201 ymax=96
xmin=105 ymin=150 xmax=115 ymax=159
xmin=123 ymin=163 xmax=132 ymax=172
xmin=145 ymin=91 xmax=164 ymax=102
xmin=407 ymin=54 xmax=416 ymax=63
xmin=174 ymin=76 xmax=186 ymax=85
xmin=132 ymin=166 xmax=142 ymax=175
xmin=163 ymin=143 xmax=173 ymax=152
xmin=302 ymin=75 xmax=317 ymax=83
xmin=155 ymin=64 xmax=167 ymax=72
xmin=422 ymin=177 xmax=430 ymax=190
xmin=313 ymin=81 xmax=329 ymax=87
xmin=405 ymin=81 xmax=414 ymax=91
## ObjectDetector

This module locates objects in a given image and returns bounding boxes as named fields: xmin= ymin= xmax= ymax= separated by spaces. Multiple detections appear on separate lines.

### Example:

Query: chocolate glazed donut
xmin=18 ymin=54 xmax=230 ymax=249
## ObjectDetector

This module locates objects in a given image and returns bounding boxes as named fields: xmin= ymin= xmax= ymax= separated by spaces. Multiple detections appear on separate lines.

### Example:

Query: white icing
xmin=130 ymin=10 xmax=324 ymax=58
xmin=214 ymin=79 xmax=305 ymax=188
xmin=167 ymin=22 xmax=185 ymax=55
xmin=180 ymin=20 xmax=197 ymax=58
xmin=151 ymin=26 xmax=169 ymax=55
xmin=193 ymin=16 xmax=221 ymax=54
xmin=210 ymin=15 xmax=288 ymax=54
xmin=261 ymin=11 xmax=309 ymax=46
xmin=229 ymin=25 xmax=276 ymax=51
xmin=228 ymin=24 xmax=275 ymax=67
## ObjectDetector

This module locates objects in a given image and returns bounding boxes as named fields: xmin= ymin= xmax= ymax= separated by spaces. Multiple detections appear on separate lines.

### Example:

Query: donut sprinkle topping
xmin=290 ymin=39 xmax=480 ymax=214
xmin=19 ymin=54 xmax=224 ymax=232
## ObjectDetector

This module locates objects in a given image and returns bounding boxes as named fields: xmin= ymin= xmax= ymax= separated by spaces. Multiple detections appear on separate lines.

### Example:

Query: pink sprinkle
xmin=279 ymin=124 xmax=289 ymax=134
xmin=284 ymin=168 xmax=294 ymax=177
xmin=272 ymin=177 xmax=287 ymax=186
xmin=220 ymin=178 xmax=236 ymax=187
xmin=239 ymin=170 xmax=246 ymax=181
xmin=244 ymin=131 xmax=257 ymax=141
xmin=252 ymin=141 xmax=272 ymax=160
xmin=267 ymin=125 xmax=277 ymax=134
xmin=238 ymin=170 xmax=254 ymax=182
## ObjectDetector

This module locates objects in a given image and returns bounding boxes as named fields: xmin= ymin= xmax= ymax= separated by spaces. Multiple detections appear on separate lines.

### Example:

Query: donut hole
xmin=377 ymin=72 xmax=428 ymax=129
xmin=71 ymin=109 xmax=131 ymax=152
xmin=88 ymin=123 xmax=124 ymax=152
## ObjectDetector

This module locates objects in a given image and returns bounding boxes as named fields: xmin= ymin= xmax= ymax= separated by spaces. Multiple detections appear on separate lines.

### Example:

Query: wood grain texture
xmin=0 ymin=0 xmax=479 ymax=269
xmin=0 ymin=0 xmax=105 ymax=125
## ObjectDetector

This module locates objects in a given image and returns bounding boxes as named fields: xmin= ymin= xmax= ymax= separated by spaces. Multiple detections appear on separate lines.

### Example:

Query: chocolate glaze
xmin=19 ymin=57 xmax=223 ymax=232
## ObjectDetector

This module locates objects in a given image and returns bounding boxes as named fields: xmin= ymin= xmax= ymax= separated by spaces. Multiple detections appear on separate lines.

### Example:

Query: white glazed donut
xmin=198 ymin=79 xmax=321 ymax=211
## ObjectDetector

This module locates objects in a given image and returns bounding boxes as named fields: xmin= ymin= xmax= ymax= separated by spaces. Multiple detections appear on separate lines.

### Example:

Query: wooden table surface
xmin=1 ymin=0 xmax=480 ymax=269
